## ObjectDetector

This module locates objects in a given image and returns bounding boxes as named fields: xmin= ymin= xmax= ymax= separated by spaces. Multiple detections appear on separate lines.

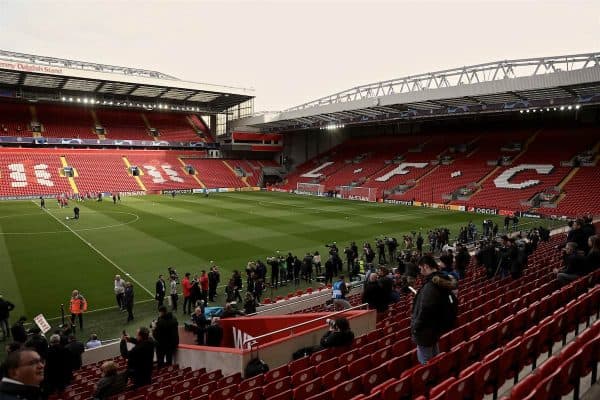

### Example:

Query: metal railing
xmin=243 ymin=303 xmax=369 ymax=349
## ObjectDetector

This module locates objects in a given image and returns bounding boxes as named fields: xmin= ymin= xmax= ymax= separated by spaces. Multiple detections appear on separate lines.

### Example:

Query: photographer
xmin=376 ymin=238 xmax=386 ymax=264
xmin=319 ymin=317 xmax=354 ymax=349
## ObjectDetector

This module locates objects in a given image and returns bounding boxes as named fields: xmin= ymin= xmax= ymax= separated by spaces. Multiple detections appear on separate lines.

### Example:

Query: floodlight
xmin=76 ymin=98 xmax=81 ymax=103
xmin=568 ymin=105 xmax=572 ymax=110
xmin=560 ymin=106 xmax=565 ymax=111
xmin=546 ymin=108 xmax=550 ymax=111
xmin=61 ymin=97 xmax=66 ymax=101
xmin=575 ymin=105 xmax=580 ymax=109
xmin=69 ymin=97 xmax=73 ymax=102
xmin=526 ymin=109 xmax=530 ymax=113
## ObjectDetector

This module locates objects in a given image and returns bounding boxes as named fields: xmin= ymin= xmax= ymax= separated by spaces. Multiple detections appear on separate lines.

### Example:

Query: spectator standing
xmin=155 ymin=275 xmax=166 ymax=309
xmin=169 ymin=275 xmax=178 ymax=312
xmin=0 ymin=349 xmax=45 ymax=400
xmin=313 ymin=251 xmax=322 ymax=276
xmin=332 ymin=275 xmax=351 ymax=310
xmin=92 ymin=361 xmax=127 ymax=400
xmin=181 ymin=273 xmax=192 ymax=315
xmin=43 ymin=334 xmax=73 ymax=394
xmin=69 ymin=290 xmax=87 ymax=332
xmin=25 ymin=329 xmax=48 ymax=361
xmin=114 ymin=275 xmax=125 ymax=311
xmin=191 ymin=307 xmax=208 ymax=345
xmin=243 ymin=293 xmax=258 ymax=315
xmin=152 ymin=306 xmax=179 ymax=367
xmin=208 ymin=267 xmax=220 ymax=303
xmin=0 ymin=295 xmax=15 ymax=341
xmin=124 ymin=282 xmax=134 ymax=322
xmin=362 ymin=273 xmax=387 ymax=313
xmin=411 ymin=255 xmax=458 ymax=364
xmin=10 ymin=317 xmax=28 ymax=344
xmin=199 ymin=271 xmax=209 ymax=305
xmin=120 ymin=327 xmax=155 ymax=388
xmin=586 ymin=235 xmax=600 ymax=273
xmin=65 ymin=335 xmax=84 ymax=371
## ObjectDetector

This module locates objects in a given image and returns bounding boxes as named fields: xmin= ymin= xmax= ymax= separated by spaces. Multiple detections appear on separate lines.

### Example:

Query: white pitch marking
xmin=34 ymin=201 xmax=154 ymax=298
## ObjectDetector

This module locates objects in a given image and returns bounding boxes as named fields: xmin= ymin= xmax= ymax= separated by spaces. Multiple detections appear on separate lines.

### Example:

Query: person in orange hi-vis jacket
xmin=70 ymin=289 xmax=88 ymax=332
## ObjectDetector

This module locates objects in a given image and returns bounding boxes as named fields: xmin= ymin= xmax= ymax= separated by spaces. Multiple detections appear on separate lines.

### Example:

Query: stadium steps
xmin=60 ymin=156 xmax=80 ymax=194
xmin=90 ymin=110 xmax=105 ymax=139
xmin=222 ymin=160 xmax=250 ymax=187
xmin=122 ymin=156 xmax=147 ymax=191
xmin=557 ymin=166 xmax=580 ymax=191
xmin=177 ymin=156 xmax=206 ymax=189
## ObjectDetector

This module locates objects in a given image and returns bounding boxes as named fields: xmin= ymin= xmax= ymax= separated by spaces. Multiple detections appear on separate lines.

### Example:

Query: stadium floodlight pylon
xmin=339 ymin=185 xmax=377 ymax=202
xmin=296 ymin=182 xmax=325 ymax=197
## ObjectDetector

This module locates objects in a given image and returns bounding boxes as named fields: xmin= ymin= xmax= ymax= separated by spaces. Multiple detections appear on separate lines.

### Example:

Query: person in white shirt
xmin=169 ymin=275 xmax=178 ymax=312
xmin=114 ymin=275 xmax=125 ymax=311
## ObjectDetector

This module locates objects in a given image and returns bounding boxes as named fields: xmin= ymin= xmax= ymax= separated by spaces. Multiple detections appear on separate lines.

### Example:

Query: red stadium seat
xmin=331 ymin=377 xmax=362 ymax=400
xmin=238 ymin=375 xmax=264 ymax=393
xmin=263 ymin=376 xmax=291 ymax=399
xmin=291 ymin=366 xmax=315 ymax=386
xmin=293 ymin=378 xmax=322 ymax=400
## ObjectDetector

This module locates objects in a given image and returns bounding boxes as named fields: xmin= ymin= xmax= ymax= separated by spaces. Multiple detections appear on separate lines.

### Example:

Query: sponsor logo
xmin=384 ymin=199 xmax=414 ymax=206
xmin=468 ymin=207 xmax=498 ymax=215
xmin=520 ymin=212 xmax=542 ymax=219
xmin=161 ymin=189 xmax=193 ymax=195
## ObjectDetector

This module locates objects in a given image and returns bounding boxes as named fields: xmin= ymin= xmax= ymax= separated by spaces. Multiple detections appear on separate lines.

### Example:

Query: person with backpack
xmin=411 ymin=255 xmax=458 ymax=364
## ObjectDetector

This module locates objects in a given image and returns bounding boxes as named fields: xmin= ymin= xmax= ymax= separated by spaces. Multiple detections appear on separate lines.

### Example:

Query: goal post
xmin=296 ymin=182 xmax=325 ymax=196
xmin=339 ymin=185 xmax=377 ymax=202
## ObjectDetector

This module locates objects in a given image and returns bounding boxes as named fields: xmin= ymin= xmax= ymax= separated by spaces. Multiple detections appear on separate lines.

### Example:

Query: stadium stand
xmin=280 ymin=126 xmax=600 ymax=217
xmin=36 ymin=104 xmax=98 ymax=139
xmin=45 ymin=227 xmax=600 ymax=400
xmin=182 ymin=158 xmax=248 ymax=189
xmin=0 ymin=148 xmax=271 ymax=197
xmin=0 ymin=100 xmax=32 ymax=136
xmin=144 ymin=113 xmax=203 ymax=142
xmin=95 ymin=109 xmax=152 ymax=140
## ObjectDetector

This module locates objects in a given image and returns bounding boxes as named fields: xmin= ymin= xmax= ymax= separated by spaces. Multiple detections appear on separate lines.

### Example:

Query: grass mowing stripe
xmin=0 ymin=222 xmax=27 ymax=317
xmin=35 ymin=201 xmax=155 ymax=299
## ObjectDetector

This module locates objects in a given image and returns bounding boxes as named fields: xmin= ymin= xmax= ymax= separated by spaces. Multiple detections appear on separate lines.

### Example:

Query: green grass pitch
xmin=0 ymin=191 xmax=551 ymax=347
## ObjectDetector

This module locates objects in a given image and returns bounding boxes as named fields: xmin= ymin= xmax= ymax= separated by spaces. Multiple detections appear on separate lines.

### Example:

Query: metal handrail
xmin=249 ymin=280 xmax=364 ymax=316
xmin=243 ymin=303 xmax=369 ymax=348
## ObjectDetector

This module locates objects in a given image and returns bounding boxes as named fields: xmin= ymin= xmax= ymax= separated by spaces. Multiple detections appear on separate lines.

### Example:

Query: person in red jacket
xmin=181 ymin=273 xmax=192 ymax=315
xmin=199 ymin=271 xmax=209 ymax=305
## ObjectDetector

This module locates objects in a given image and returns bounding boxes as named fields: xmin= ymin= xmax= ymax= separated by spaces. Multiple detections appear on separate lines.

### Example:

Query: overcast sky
xmin=0 ymin=0 xmax=599 ymax=111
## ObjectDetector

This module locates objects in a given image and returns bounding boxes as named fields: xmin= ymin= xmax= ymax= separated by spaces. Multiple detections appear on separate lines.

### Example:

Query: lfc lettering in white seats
xmin=493 ymin=164 xmax=554 ymax=189
xmin=301 ymin=162 xmax=334 ymax=178
xmin=375 ymin=163 xmax=428 ymax=182
xmin=8 ymin=163 xmax=54 ymax=187
xmin=143 ymin=165 xmax=183 ymax=184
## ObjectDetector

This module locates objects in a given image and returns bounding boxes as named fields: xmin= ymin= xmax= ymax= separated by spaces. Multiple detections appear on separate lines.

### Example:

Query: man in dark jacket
xmin=65 ymin=335 xmax=85 ymax=371
xmin=155 ymin=275 xmax=166 ymax=309
xmin=10 ymin=317 xmax=27 ymax=344
xmin=0 ymin=296 xmax=15 ymax=341
xmin=555 ymin=242 xmax=587 ymax=285
xmin=24 ymin=329 xmax=48 ymax=361
xmin=205 ymin=318 xmax=223 ymax=347
xmin=43 ymin=334 xmax=73 ymax=394
xmin=411 ymin=255 xmax=458 ymax=365
xmin=0 ymin=349 xmax=44 ymax=400
xmin=120 ymin=327 xmax=155 ymax=388
xmin=208 ymin=267 xmax=220 ymax=302
xmin=362 ymin=273 xmax=387 ymax=313
xmin=152 ymin=306 xmax=179 ymax=367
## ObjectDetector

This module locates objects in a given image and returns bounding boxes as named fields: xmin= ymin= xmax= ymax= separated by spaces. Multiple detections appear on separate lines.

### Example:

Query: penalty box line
xmin=34 ymin=202 xmax=155 ymax=299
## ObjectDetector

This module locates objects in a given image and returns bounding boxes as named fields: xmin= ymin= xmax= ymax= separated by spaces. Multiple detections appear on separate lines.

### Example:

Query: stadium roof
xmin=0 ymin=50 xmax=254 ymax=113
xmin=233 ymin=52 xmax=600 ymax=131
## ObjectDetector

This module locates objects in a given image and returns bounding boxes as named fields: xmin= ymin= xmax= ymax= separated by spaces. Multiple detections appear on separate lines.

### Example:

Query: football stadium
xmin=0 ymin=2 xmax=599 ymax=400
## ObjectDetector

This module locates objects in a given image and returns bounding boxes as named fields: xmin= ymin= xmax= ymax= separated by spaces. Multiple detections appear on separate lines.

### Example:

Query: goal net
xmin=296 ymin=182 xmax=325 ymax=196
xmin=339 ymin=185 xmax=377 ymax=202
